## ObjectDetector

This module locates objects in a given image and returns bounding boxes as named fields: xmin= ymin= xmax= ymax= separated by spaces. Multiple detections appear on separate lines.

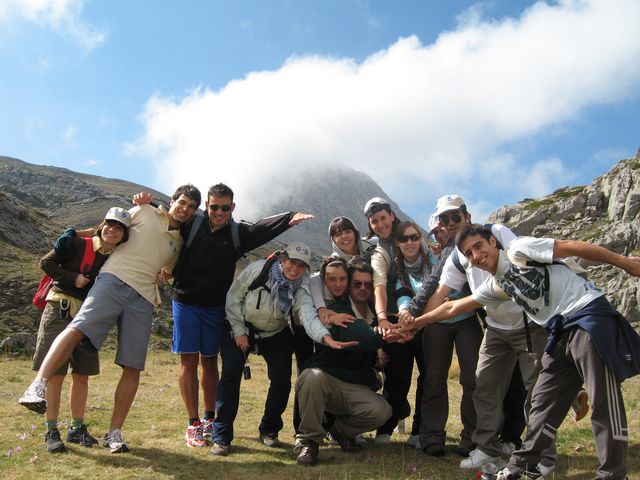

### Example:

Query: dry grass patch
xmin=1 ymin=351 xmax=639 ymax=480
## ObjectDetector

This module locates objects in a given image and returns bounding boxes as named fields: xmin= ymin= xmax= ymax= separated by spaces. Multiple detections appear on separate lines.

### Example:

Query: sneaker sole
xmin=19 ymin=399 xmax=47 ymax=414
xmin=109 ymin=444 xmax=130 ymax=453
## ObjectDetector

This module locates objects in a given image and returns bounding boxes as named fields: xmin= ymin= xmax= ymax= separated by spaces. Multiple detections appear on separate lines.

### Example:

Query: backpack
xmin=33 ymin=237 xmax=95 ymax=310
xmin=184 ymin=211 xmax=241 ymax=255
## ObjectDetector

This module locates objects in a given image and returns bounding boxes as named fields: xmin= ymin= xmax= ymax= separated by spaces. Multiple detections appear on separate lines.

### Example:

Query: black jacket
xmin=172 ymin=211 xmax=295 ymax=307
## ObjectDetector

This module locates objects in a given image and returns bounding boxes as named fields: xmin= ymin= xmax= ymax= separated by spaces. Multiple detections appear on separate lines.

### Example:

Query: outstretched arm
xmin=132 ymin=192 xmax=153 ymax=205
xmin=289 ymin=212 xmax=315 ymax=225
xmin=554 ymin=239 xmax=640 ymax=277
xmin=407 ymin=295 xmax=482 ymax=330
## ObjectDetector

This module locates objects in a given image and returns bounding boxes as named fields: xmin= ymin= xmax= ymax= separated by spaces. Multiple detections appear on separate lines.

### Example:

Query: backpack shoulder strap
xmin=185 ymin=211 xmax=205 ymax=250
xmin=79 ymin=237 xmax=96 ymax=274
xmin=451 ymin=248 xmax=466 ymax=274
xmin=247 ymin=252 xmax=281 ymax=292
xmin=230 ymin=219 xmax=241 ymax=255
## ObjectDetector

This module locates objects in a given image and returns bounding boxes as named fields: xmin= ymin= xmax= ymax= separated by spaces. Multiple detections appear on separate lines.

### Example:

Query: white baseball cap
xmin=434 ymin=194 xmax=466 ymax=217
xmin=105 ymin=207 xmax=132 ymax=229
xmin=284 ymin=241 xmax=312 ymax=266
xmin=427 ymin=213 xmax=440 ymax=234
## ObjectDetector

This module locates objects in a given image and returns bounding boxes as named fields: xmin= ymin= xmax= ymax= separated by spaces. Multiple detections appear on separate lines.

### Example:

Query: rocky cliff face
xmin=488 ymin=150 xmax=640 ymax=324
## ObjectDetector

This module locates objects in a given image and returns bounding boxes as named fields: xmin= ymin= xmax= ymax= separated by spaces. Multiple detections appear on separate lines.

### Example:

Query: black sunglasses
xmin=397 ymin=233 xmax=421 ymax=243
xmin=352 ymin=280 xmax=373 ymax=289
xmin=209 ymin=204 xmax=232 ymax=212
xmin=439 ymin=210 xmax=463 ymax=226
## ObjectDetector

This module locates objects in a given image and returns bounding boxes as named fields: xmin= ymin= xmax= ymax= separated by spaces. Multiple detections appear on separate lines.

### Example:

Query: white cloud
xmin=131 ymin=0 xmax=640 ymax=220
xmin=62 ymin=125 xmax=77 ymax=143
xmin=0 ymin=0 xmax=105 ymax=50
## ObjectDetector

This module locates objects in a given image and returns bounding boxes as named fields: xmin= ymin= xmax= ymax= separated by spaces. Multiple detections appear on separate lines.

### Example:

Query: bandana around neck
xmin=269 ymin=260 xmax=303 ymax=315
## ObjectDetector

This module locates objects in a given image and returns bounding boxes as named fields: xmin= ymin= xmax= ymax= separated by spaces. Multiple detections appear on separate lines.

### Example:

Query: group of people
xmin=17 ymin=184 xmax=640 ymax=480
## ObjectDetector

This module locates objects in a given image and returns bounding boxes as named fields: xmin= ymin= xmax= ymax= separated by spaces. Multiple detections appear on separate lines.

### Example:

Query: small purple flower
xmin=14 ymin=446 xmax=23 ymax=453
xmin=7 ymin=449 xmax=14 ymax=457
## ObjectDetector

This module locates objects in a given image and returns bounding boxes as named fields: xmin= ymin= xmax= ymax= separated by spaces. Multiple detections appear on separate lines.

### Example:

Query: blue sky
xmin=1 ymin=0 xmax=639 ymax=224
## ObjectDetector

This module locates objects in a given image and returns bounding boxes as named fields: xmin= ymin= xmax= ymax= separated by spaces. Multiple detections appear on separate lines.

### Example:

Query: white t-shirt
xmin=440 ymin=224 xmax=523 ymax=330
xmin=472 ymin=237 xmax=603 ymax=327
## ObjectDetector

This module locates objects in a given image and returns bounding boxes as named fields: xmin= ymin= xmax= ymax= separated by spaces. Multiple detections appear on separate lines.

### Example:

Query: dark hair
xmin=320 ymin=255 xmax=348 ymax=279
xmin=172 ymin=184 xmax=202 ymax=207
xmin=208 ymin=183 xmax=234 ymax=202
xmin=455 ymin=223 xmax=493 ymax=251
xmin=365 ymin=204 xmax=401 ymax=239
xmin=393 ymin=220 xmax=431 ymax=286
xmin=96 ymin=220 xmax=129 ymax=244
xmin=347 ymin=258 xmax=374 ymax=280
xmin=329 ymin=217 xmax=362 ymax=253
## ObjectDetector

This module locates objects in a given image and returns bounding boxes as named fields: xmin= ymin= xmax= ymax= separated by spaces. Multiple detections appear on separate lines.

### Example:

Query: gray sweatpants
xmin=473 ymin=324 xmax=556 ymax=466
xmin=295 ymin=368 xmax=391 ymax=444
xmin=508 ymin=328 xmax=627 ymax=479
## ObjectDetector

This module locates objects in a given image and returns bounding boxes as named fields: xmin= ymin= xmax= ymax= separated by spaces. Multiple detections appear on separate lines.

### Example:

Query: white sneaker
xmin=460 ymin=448 xmax=503 ymax=469
xmin=374 ymin=433 xmax=392 ymax=445
xmin=18 ymin=379 xmax=47 ymax=414
xmin=407 ymin=434 xmax=421 ymax=449
xmin=394 ymin=419 xmax=406 ymax=434
xmin=102 ymin=429 xmax=129 ymax=453
xmin=537 ymin=462 xmax=555 ymax=476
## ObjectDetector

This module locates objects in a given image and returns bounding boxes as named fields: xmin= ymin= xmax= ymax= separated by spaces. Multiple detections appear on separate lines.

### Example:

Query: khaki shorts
xmin=32 ymin=301 xmax=100 ymax=376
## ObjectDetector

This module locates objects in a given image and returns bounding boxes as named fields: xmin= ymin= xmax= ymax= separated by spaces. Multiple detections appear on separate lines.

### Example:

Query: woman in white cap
xmin=213 ymin=241 xmax=348 ymax=455
xmin=31 ymin=207 xmax=131 ymax=454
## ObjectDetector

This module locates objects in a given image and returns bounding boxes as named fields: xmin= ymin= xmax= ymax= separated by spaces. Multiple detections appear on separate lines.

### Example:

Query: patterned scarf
xmin=269 ymin=260 xmax=303 ymax=315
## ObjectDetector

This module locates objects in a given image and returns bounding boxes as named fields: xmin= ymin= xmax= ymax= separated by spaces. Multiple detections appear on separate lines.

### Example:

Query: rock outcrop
xmin=488 ymin=151 xmax=640 ymax=324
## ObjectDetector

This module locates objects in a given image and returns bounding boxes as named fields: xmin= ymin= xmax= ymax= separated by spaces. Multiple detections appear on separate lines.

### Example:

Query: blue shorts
xmin=172 ymin=301 xmax=226 ymax=356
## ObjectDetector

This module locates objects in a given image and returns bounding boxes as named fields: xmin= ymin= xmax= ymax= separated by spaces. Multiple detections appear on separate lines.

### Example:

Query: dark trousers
xmin=419 ymin=315 xmax=482 ymax=449
xmin=212 ymin=322 xmax=293 ymax=445
xmin=292 ymin=324 xmax=315 ymax=434
xmin=509 ymin=328 xmax=627 ymax=479
xmin=500 ymin=363 xmax=527 ymax=448
xmin=377 ymin=333 xmax=425 ymax=435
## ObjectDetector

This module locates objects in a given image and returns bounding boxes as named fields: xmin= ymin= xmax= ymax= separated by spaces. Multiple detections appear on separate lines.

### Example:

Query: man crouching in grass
xmin=392 ymin=224 xmax=640 ymax=480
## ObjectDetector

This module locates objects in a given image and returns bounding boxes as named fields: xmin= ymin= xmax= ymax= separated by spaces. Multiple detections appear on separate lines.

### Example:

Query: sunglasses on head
xmin=397 ymin=233 xmax=420 ymax=243
xmin=439 ymin=210 xmax=463 ymax=226
xmin=209 ymin=204 xmax=232 ymax=212
xmin=353 ymin=280 xmax=373 ymax=289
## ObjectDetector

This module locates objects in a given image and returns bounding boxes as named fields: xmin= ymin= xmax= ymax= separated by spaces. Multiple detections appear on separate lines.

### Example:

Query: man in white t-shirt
xmin=420 ymin=223 xmax=558 ymax=473
xmin=399 ymin=224 xmax=640 ymax=480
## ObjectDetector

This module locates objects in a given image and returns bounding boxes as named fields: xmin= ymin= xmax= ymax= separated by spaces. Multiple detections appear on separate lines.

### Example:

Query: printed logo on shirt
xmin=497 ymin=264 xmax=546 ymax=315
xmin=169 ymin=240 xmax=177 ymax=254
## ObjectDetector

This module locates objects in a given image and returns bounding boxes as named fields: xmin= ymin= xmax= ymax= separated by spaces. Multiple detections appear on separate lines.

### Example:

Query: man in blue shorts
xmin=147 ymin=183 xmax=314 ymax=448
xmin=19 ymin=184 xmax=201 ymax=453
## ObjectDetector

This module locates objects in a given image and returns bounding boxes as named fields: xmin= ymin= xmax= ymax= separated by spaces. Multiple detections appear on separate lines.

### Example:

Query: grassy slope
xmin=1 ymin=351 xmax=639 ymax=480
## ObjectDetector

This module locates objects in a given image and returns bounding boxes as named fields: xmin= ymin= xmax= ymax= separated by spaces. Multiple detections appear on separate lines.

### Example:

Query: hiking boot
xmin=495 ymin=465 xmax=542 ymax=480
xmin=354 ymin=434 xmax=368 ymax=446
xmin=460 ymin=448 xmax=504 ymax=469
xmin=259 ymin=434 xmax=282 ymax=447
xmin=185 ymin=423 xmax=206 ymax=448
xmin=423 ymin=443 xmax=446 ymax=457
xmin=45 ymin=428 xmax=66 ymax=453
xmin=329 ymin=428 xmax=362 ymax=452
xmin=572 ymin=390 xmax=589 ymax=421
xmin=407 ymin=434 xmax=421 ymax=449
xmin=102 ymin=430 xmax=130 ymax=453
xmin=537 ymin=461 xmax=555 ymax=477
xmin=211 ymin=442 xmax=230 ymax=456
xmin=19 ymin=379 xmax=47 ymax=414
xmin=296 ymin=440 xmax=319 ymax=466
xmin=201 ymin=418 xmax=213 ymax=440
xmin=374 ymin=433 xmax=391 ymax=445
xmin=67 ymin=424 xmax=98 ymax=447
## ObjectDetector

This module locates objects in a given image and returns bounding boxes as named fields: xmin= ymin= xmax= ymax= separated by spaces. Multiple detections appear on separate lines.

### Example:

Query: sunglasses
xmin=209 ymin=204 xmax=232 ymax=212
xmin=353 ymin=280 xmax=373 ymax=289
xmin=439 ymin=210 xmax=463 ymax=226
xmin=397 ymin=233 xmax=421 ymax=243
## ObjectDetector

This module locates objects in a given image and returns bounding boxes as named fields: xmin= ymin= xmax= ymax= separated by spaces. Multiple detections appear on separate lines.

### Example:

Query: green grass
xmin=1 ymin=351 xmax=639 ymax=479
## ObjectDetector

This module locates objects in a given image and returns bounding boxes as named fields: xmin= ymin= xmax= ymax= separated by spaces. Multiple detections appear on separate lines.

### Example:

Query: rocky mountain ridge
xmin=488 ymin=150 xmax=640 ymax=323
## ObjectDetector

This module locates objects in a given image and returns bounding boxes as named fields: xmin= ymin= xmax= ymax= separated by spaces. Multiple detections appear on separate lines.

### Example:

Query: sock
xmin=71 ymin=418 xmax=84 ymax=429
xmin=189 ymin=417 xmax=200 ymax=426
xmin=45 ymin=419 xmax=57 ymax=431
xmin=203 ymin=411 xmax=215 ymax=420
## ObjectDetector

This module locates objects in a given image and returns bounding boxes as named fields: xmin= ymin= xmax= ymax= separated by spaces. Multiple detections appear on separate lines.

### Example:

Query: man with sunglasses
xmin=166 ymin=183 xmax=314 ymax=450
xmin=399 ymin=195 xmax=556 ymax=472
xmin=295 ymin=260 xmax=392 ymax=466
